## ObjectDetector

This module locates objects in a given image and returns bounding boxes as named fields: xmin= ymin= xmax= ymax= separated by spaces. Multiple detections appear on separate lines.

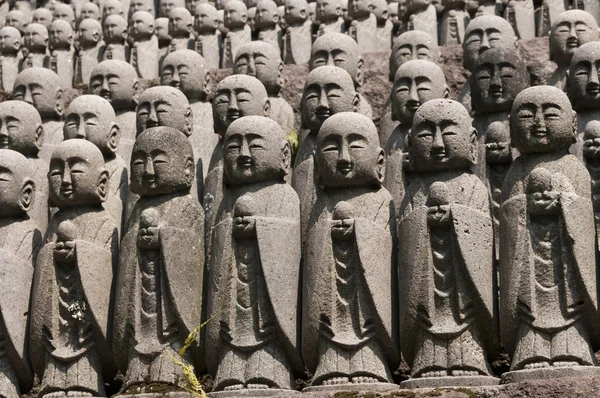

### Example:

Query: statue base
xmin=302 ymin=382 xmax=399 ymax=393
xmin=209 ymin=389 xmax=300 ymax=397
xmin=501 ymin=365 xmax=600 ymax=384
xmin=400 ymin=376 xmax=500 ymax=389
xmin=115 ymin=392 xmax=195 ymax=398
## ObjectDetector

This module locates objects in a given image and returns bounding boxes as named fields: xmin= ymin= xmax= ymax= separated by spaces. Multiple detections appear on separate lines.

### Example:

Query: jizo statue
xmin=74 ymin=18 xmax=104 ymax=86
xmin=574 ymin=0 xmax=600 ymax=28
xmin=32 ymin=8 xmax=54 ymax=29
xmin=21 ymin=23 xmax=49 ymax=71
xmin=315 ymin=0 xmax=346 ymax=35
xmin=503 ymin=0 xmax=535 ymax=40
xmin=130 ymin=11 xmax=159 ymax=80
xmin=53 ymin=3 xmax=76 ymax=29
xmin=283 ymin=0 xmax=312 ymax=64
xmin=167 ymin=7 xmax=195 ymax=53
xmin=48 ymin=19 xmax=75 ymax=90
xmin=4 ymin=10 xmax=27 ymax=35
xmin=159 ymin=0 xmax=186 ymax=18
xmin=582 ymin=120 xmax=600 ymax=250
xmin=194 ymin=3 xmax=222 ymax=69
xmin=102 ymin=14 xmax=130 ymax=62
xmin=398 ymin=99 xmax=500 ymax=388
xmin=255 ymin=0 xmax=283 ymax=54
xmin=405 ymin=0 xmax=438 ymax=46
xmin=221 ymin=0 xmax=252 ymax=68
xmin=103 ymin=0 xmax=126 ymax=21
xmin=79 ymin=2 xmax=101 ymax=23
xmin=0 ymin=27 xmax=23 ymax=93
xmin=371 ymin=0 xmax=392 ymax=51
xmin=439 ymin=0 xmax=470 ymax=45
xmin=347 ymin=0 xmax=377 ymax=51
xmin=155 ymin=17 xmax=172 ymax=69
xmin=29 ymin=139 xmax=118 ymax=398
xmin=537 ymin=0 xmax=569 ymax=37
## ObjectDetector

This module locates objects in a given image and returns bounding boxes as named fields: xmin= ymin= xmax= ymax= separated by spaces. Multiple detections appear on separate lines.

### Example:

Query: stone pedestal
xmin=401 ymin=376 xmax=500 ymax=389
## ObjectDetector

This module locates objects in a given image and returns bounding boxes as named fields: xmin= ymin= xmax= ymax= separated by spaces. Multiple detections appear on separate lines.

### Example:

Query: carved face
xmin=104 ymin=15 xmax=127 ymax=41
xmin=0 ymin=27 xmax=21 ymax=54
xmin=256 ymin=0 xmax=278 ymax=28
xmin=411 ymin=99 xmax=476 ymax=172
xmin=550 ymin=11 xmax=598 ymax=66
xmin=32 ymin=9 xmax=53 ymax=28
xmin=80 ymin=2 xmax=101 ymax=22
xmin=463 ymin=17 xmax=516 ymax=71
xmin=49 ymin=21 xmax=73 ymax=47
xmin=24 ymin=24 xmax=48 ymax=50
xmin=131 ymin=12 xmax=155 ymax=38
xmin=568 ymin=42 xmax=600 ymax=110
xmin=161 ymin=51 xmax=208 ymax=99
xmin=234 ymin=45 xmax=282 ymax=95
xmin=310 ymin=34 xmax=362 ymax=87
xmin=160 ymin=0 xmax=185 ymax=17
xmin=0 ymin=101 xmax=43 ymax=155
xmin=485 ymin=121 xmax=511 ymax=164
xmin=64 ymin=96 xmax=119 ymax=155
xmin=526 ymin=169 xmax=561 ymax=216
xmin=5 ymin=11 xmax=26 ymax=33
xmin=169 ymin=8 xmax=193 ymax=34
xmin=129 ymin=0 xmax=151 ymax=15
xmin=155 ymin=18 xmax=171 ymax=42
xmin=390 ymin=31 xmax=439 ymax=81
xmin=583 ymin=121 xmax=600 ymax=160
xmin=308 ymin=2 xmax=316 ymax=22
xmin=78 ymin=20 xmax=102 ymax=45
xmin=387 ymin=2 xmax=398 ymax=22
xmin=225 ymin=1 xmax=248 ymax=28
xmin=53 ymin=4 xmax=75 ymax=26
xmin=510 ymin=87 xmax=576 ymax=154
xmin=137 ymin=208 xmax=161 ymax=249
xmin=371 ymin=0 xmax=388 ymax=22
xmin=13 ymin=69 xmax=62 ymax=119
xmin=90 ymin=61 xmax=137 ymax=110
xmin=349 ymin=0 xmax=370 ymax=18
xmin=195 ymin=4 xmax=219 ymax=32
xmin=285 ymin=0 xmax=307 ymax=24
xmin=406 ymin=0 xmax=429 ymax=12
xmin=316 ymin=0 xmax=340 ymax=21
xmin=103 ymin=1 xmax=124 ymax=18
xmin=136 ymin=89 xmax=191 ymax=135
xmin=0 ymin=150 xmax=33 ymax=218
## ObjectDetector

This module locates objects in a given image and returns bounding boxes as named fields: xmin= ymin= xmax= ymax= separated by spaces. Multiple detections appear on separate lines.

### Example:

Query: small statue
xmin=103 ymin=0 xmax=126 ymax=20
xmin=79 ymin=2 xmax=101 ymax=23
xmin=500 ymin=86 xmax=600 ymax=382
xmin=113 ymin=127 xmax=204 ymax=396
xmin=12 ymin=67 xmax=65 ymax=163
xmin=315 ymin=0 xmax=346 ymax=35
xmin=302 ymin=112 xmax=399 ymax=391
xmin=21 ymin=23 xmax=49 ymax=71
xmin=234 ymin=41 xmax=295 ymax=135
xmin=155 ymin=17 xmax=172 ymax=69
xmin=255 ymin=0 xmax=284 ymax=54
xmin=205 ymin=116 xmax=303 ymax=394
xmin=548 ymin=10 xmax=599 ymax=91
xmin=574 ymin=0 xmax=600 ymax=27
xmin=372 ymin=0 xmax=393 ymax=51
xmin=167 ymin=7 xmax=195 ymax=53
xmin=439 ymin=0 xmax=470 ymax=45
xmin=47 ymin=19 xmax=75 ymax=90
xmin=74 ymin=18 xmax=103 ymax=85
xmin=347 ymin=0 xmax=377 ymax=51
xmin=29 ymin=140 xmax=118 ymax=398
xmin=537 ymin=0 xmax=569 ymax=37
xmin=398 ymin=99 xmax=500 ymax=388
xmin=194 ymin=3 xmax=222 ymax=69
xmin=53 ymin=3 xmax=76 ymax=29
xmin=63 ymin=95 xmax=127 ymax=232
xmin=0 ymin=101 xmax=49 ymax=233
xmin=283 ymin=0 xmax=311 ymax=64
xmin=159 ymin=0 xmax=186 ymax=17
xmin=404 ymin=0 xmax=438 ymax=46
xmin=4 ymin=10 xmax=27 ymax=35
xmin=583 ymin=120 xmax=600 ymax=250
xmin=0 ymin=149 xmax=40 ymax=398
xmin=0 ymin=27 xmax=22 ymax=93
xmin=130 ymin=11 xmax=160 ymax=80
xmin=102 ymin=14 xmax=130 ymax=62
xmin=32 ymin=8 xmax=54 ymax=29
xmin=503 ymin=0 xmax=535 ymax=40
xmin=128 ymin=0 xmax=155 ymax=20
xmin=310 ymin=33 xmax=373 ymax=118
xmin=221 ymin=0 xmax=252 ymax=68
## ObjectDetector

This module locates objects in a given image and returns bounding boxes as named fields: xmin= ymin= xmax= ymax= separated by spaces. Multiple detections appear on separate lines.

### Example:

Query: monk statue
xmin=0 ymin=27 xmax=22 ymax=93
xmin=372 ymin=0 xmax=392 ymax=51
xmin=89 ymin=60 xmax=140 ymax=162
xmin=63 ymin=95 xmax=127 ymax=232
xmin=404 ymin=0 xmax=437 ymax=45
xmin=103 ymin=0 xmax=126 ymax=21
xmin=47 ymin=20 xmax=75 ymax=90
xmin=283 ymin=0 xmax=312 ymax=64
xmin=234 ymin=41 xmax=295 ymax=135
xmin=582 ymin=121 xmax=600 ymax=251
xmin=0 ymin=101 xmax=49 ymax=233
xmin=53 ymin=3 xmax=76 ymax=29
xmin=500 ymin=86 xmax=600 ymax=382
xmin=3 ymin=10 xmax=26 ymax=36
xmin=130 ymin=11 xmax=159 ymax=80
xmin=398 ymin=99 xmax=500 ymax=388
xmin=221 ymin=0 xmax=252 ymax=68
xmin=439 ymin=0 xmax=470 ymax=45
xmin=315 ymin=0 xmax=346 ymax=35
xmin=255 ymin=0 xmax=283 ymax=54
xmin=79 ymin=2 xmax=101 ymax=23
xmin=102 ymin=14 xmax=130 ymax=62
xmin=548 ymin=10 xmax=599 ymax=91
xmin=302 ymin=112 xmax=399 ymax=391
xmin=574 ymin=0 xmax=600 ymax=27
xmin=112 ymin=127 xmax=204 ymax=396
xmin=29 ymin=139 xmax=118 ymax=398
xmin=32 ymin=8 xmax=54 ymax=29
xmin=503 ymin=0 xmax=535 ymax=40
xmin=12 ymin=67 xmax=65 ymax=163
xmin=0 ymin=149 xmax=40 ymax=398
xmin=156 ymin=18 xmax=172 ymax=70
xmin=167 ymin=7 xmax=195 ymax=53
xmin=205 ymin=116 xmax=303 ymax=395
xmin=159 ymin=0 xmax=186 ymax=18
xmin=347 ymin=0 xmax=377 ymax=51
xmin=194 ymin=3 xmax=222 ymax=70
xmin=537 ymin=0 xmax=569 ymax=37
xmin=74 ymin=19 xmax=103 ymax=85
xmin=21 ymin=23 xmax=49 ymax=71
xmin=128 ymin=0 xmax=153 ymax=20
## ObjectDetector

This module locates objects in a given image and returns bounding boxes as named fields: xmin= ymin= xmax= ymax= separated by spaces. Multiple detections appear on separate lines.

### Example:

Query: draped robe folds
xmin=292 ymin=132 xmax=317 ymax=240
xmin=347 ymin=14 xmax=376 ymax=53
xmin=499 ymin=152 xmax=600 ymax=363
xmin=104 ymin=154 xmax=128 ymax=234
xmin=195 ymin=31 xmax=222 ymax=70
xmin=0 ymin=218 xmax=41 ymax=397
xmin=283 ymin=20 xmax=312 ymax=65
xmin=205 ymin=182 xmax=303 ymax=385
xmin=130 ymin=36 xmax=159 ymax=80
xmin=47 ymin=48 xmax=75 ymax=89
xmin=204 ymin=141 xmax=225 ymax=265
xmin=101 ymin=43 xmax=130 ymax=62
xmin=398 ymin=173 xmax=499 ymax=376
xmin=74 ymin=45 xmax=103 ymax=85
xmin=409 ymin=5 xmax=438 ymax=46
xmin=29 ymin=209 xmax=118 ymax=395
xmin=221 ymin=25 xmax=252 ymax=69
xmin=439 ymin=7 xmax=469 ymax=46
xmin=537 ymin=0 xmax=568 ymax=37
xmin=504 ymin=0 xmax=535 ymax=40
xmin=302 ymin=187 xmax=399 ymax=380
xmin=383 ymin=124 xmax=409 ymax=218
xmin=113 ymin=193 xmax=204 ymax=385
xmin=0 ymin=53 xmax=21 ymax=92
xmin=257 ymin=26 xmax=283 ymax=55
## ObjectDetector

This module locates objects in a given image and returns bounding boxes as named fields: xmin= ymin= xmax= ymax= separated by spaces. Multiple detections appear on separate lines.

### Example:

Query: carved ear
xmin=107 ymin=122 xmax=120 ymax=153
xmin=187 ymin=22 xmax=193 ymax=33
xmin=148 ymin=23 xmax=155 ymax=34
xmin=93 ymin=30 xmax=100 ymax=42
xmin=96 ymin=169 xmax=109 ymax=202
xmin=355 ymin=56 xmax=364 ymax=87
xmin=263 ymin=98 xmax=271 ymax=117
xmin=443 ymin=84 xmax=449 ymax=99
xmin=213 ymin=17 xmax=219 ymax=28
xmin=241 ymin=13 xmax=247 ymax=23
xmin=185 ymin=106 xmax=194 ymax=136
xmin=19 ymin=179 xmax=35 ymax=213
xmin=300 ymin=9 xmax=306 ymax=18
xmin=381 ymin=9 xmax=388 ymax=19
xmin=376 ymin=147 xmax=385 ymax=183
xmin=470 ymin=126 xmax=478 ymax=165
xmin=12 ymin=38 xmax=20 ymax=50
xmin=55 ymin=88 xmax=64 ymax=117
xmin=280 ymin=138 xmax=291 ymax=175
xmin=132 ymin=79 xmax=141 ymax=105
xmin=351 ymin=92 xmax=360 ymax=113
xmin=184 ymin=155 xmax=195 ymax=186
xmin=34 ymin=123 xmax=44 ymax=152
xmin=335 ymin=5 xmax=341 ymax=15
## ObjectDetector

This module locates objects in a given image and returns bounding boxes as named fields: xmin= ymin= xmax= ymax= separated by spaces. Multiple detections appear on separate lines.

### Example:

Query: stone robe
xmin=283 ymin=21 xmax=312 ymax=64
xmin=269 ymin=96 xmax=295 ymax=135
xmin=0 ymin=53 xmax=22 ymax=92
xmin=375 ymin=19 xmax=393 ymax=52
xmin=168 ymin=36 xmax=195 ymax=54
xmin=115 ymin=110 xmax=136 ymax=163
xmin=537 ymin=0 xmax=568 ymax=37
xmin=440 ymin=8 xmax=469 ymax=45
xmin=383 ymin=124 xmax=409 ymax=218
xmin=221 ymin=25 xmax=252 ymax=68
xmin=130 ymin=37 xmax=159 ymax=80
xmin=74 ymin=45 xmax=103 ymax=85
xmin=317 ymin=17 xmax=345 ymax=36
xmin=291 ymin=133 xmax=317 ymax=239
xmin=257 ymin=26 xmax=283 ymax=55
xmin=105 ymin=154 xmax=128 ymax=233
xmin=47 ymin=48 xmax=75 ymax=90
xmin=195 ymin=31 xmax=222 ymax=70
xmin=347 ymin=14 xmax=377 ymax=52
xmin=575 ymin=0 xmax=600 ymax=27
xmin=101 ymin=43 xmax=130 ymax=62
xmin=21 ymin=51 xmax=47 ymax=70
xmin=408 ymin=5 xmax=438 ymax=46
xmin=504 ymin=0 xmax=535 ymax=40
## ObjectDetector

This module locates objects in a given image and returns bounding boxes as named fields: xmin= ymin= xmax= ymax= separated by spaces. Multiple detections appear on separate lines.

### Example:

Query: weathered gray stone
xmin=74 ymin=18 xmax=103 ymax=85
xmin=582 ymin=120 xmax=600 ymax=257
xmin=537 ymin=0 xmax=569 ymax=37
xmin=315 ymin=0 xmax=346 ymax=35
xmin=168 ymin=7 xmax=196 ymax=53
xmin=439 ymin=1 xmax=470 ymax=46
xmin=405 ymin=0 xmax=437 ymax=46
xmin=574 ymin=0 xmax=600 ymax=28
xmin=32 ymin=8 xmax=53 ymax=29
xmin=102 ymin=14 xmax=130 ymax=62
xmin=52 ymin=3 xmax=75 ymax=29
xmin=159 ymin=0 xmax=186 ymax=17
xmin=4 ymin=10 xmax=26 ymax=35
xmin=47 ymin=20 xmax=75 ymax=90
xmin=130 ymin=11 xmax=160 ymax=80
xmin=255 ymin=0 xmax=284 ymax=54
xmin=194 ymin=3 xmax=223 ymax=70
xmin=503 ymin=0 xmax=535 ymax=40
xmin=79 ymin=1 xmax=101 ymax=23
xmin=347 ymin=0 xmax=377 ymax=52
xmin=21 ymin=23 xmax=48 ymax=71
xmin=283 ymin=0 xmax=312 ymax=64
xmin=222 ymin=0 xmax=252 ymax=68
xmin=0 ymin=27 xmax=22 ymax=93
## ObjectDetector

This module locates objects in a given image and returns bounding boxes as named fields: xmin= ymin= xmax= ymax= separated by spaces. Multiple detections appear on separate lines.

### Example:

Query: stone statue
xmin=79 ymin=2 xmax=101 ymax=23
xmin=574 ymin=0 xmax=600 ymax=28
xmin=302 ymin=112 xmax=399 ymax=391
xmin=254 ymin=0 xmax=284 ymax=54
xmin=459 ymin=15 xmax=517 ymax=114
xmin=48 ymin=20 xmax=75 ymax=90
xmin=503 ymin=0 xmax=535 ymax=40
xmin=293 ymin=66 xmax=358 ymax=237
xmin=439 ymin=0 xmax=470 ymax=45
xmin=74 ymin=18 xmax=103 ymax=86
xmin=0 ymin=149 xmax=40 ymax=398
xmin=112 ymin=127 xmax=204 ymax=396
xmin=234 ymin=41 xmax=295 ymax=135
xmin=63 ymin=95 xmax=127 ymax=232
xmin=384 ymin=60 xmax=448 ymax=217
xmin=537 ymin=0 xmax=569 ymax=37
xmin=103 ymin=0 xmax=126 ymax=21
xmin=194 ymin=3 xmax=222 ymax=69
xmin=89 ymin=60 xmax=140 ymax=162
xmin=168 ymin=7 xmax=195 ymax=53
xmin=128 ymin=0 xmax=152 ymax=19
xmin=372 ymin=0 xmax=393 ymax=51
xmin=21 ymin=23 xmax=49 ymax=71
xmin=499 ymin=86 xmax=600 ymax=383
xmin=310 ymin=33 xmax=373 ymax=118
xmin=0 ymin=27 xmax=22 ymax=93
xmin=12 ymin=67 xmax=64 ymax=163
xmin=53 ymin=3 xmax=76 ymax=29
xmin=32 ymin=8 xmax=54 ymax=29
xmin=155 ymin=17 xmax=172 ymax=69
xmin=130 ymin=11 xmax=160 ymax=80
xmin=398 ymin=99 xmax=500 ymax=388
xmin=159 ymin=0 xmax=186 ymax=17
xmin=221 ymin=0 xmax=252 ymax=68
xmin=29 ymin=139 xmax=118 ymax=398
xmin=583 ymin=121 xmax=600 ymax=251
xmin=0 ymin=101 xmax=49 ymax=233
xmin=405 ymin=0 xmax=438 ymax=46
xmin=205 ymin=116 xmax=302 ymax=395
xmin=548 ymin=10 xmax=599 ymax=91
xmin=4 ymin=10 xmax=27 ymax=35
xmin=102 ymin=14 xmax=130 ymax=62
xmin=316 ymin=0 xmax=346 ymax=35
xmin=161 ymin=50 xmax=220 ymax=184
xmin=347 ymin=0 xmax=377 ymax=51
xmin=283 ymin=0 xmax=311 ymax=64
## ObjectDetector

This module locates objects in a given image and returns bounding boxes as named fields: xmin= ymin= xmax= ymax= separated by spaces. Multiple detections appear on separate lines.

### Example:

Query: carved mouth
xmin=60 ymin=188 xmax=73 ymax=197
xmin=567 ymin=38 xmax=578 ymax=48
xmin=489 ymin=88 xmax=503 ymax=97
xmin=587 ymin=86 xmax=600 ymax=96
xmin=316 ymin=109 xmax=330 ymax=118
xmin=0 ymin=136 xmax=9 ymax=147
xmin=531 ymin=129 xmax=547 ymax=138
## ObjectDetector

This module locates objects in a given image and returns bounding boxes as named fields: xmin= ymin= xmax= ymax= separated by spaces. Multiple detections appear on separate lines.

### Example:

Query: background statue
xmin=194 ymin=3 xmax=222 ymax=69
xmin=0 ymin=27 xmax=22 ymax=93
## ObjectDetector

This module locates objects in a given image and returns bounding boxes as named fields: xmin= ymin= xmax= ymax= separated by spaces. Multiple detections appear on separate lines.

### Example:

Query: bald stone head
xmin=136 ymin=86 xmax=193 ymax=136
xmin=371 ymin=0 xmax=388 ymax=23
xmin=131 ymin=127 xmax=195 ymax=196
xmin=53 ymin=3 xmax=75 ymax=28
xmin=0 ymin=149 xmax=36 ymax=218
xmin=155 ymin=17 xmax=171 ymax=45
xmin=90 ymin=60 xmax=139 ymax=111
xmin=569 ymin=42 xmax=600 ymax=110
xmin=78 ymin=18 xmax=103 ymax=46
xmin=188 ymin=0 xmax=210 ymax=15
xmin=583 ymin=120 xmax=600 ymax=160
xmin=225 ymin=0 xmax=248 ymax=29
xmin=128 ymin=0 xmax=152 ymax=19
xmin=24 ymin=23 xmax=49 ymax=52
xmin=311 ymin=33 xmax=364 ymax=88
xmin=255 ymin=0 xmax=279 ymax=29
xmin=0 ymin=101 xmax=44 ymax=156
xmin=390 ymin=30 xmax=439 ymax=81
xmin=13 ymin=68 xmax=64 ymax=120
xmin=387 ymin=2 xmax=398 ymax=23
xmin=392 ymin=60 xmax=448 ymax=124
xmin=463 ymin=15 xmax=517 ymax=71
xmin=485 ymin=121 xmax=511 ymax=165
xmin=510 ymin=86 xmax=576 ymax=154
xmin=64 ymin=95 xmax=120 ymax=156
xmin=162 ymin=50 xmax=210 ymax=100
xmin=169 ymin=7 xmax=194 ymax=36
xmin=285 ymin=0 xmax=308 ymax=25
xmin=316 ymin=0 xmax=341 ymax=23
xmin=234 ymin=41 xmax=283 ymax=96
xmin=80 ymin=2 xmax=101 ymax=23
xmin=49 ymin=19 xmax=73 ymax=49
xmin=5 ymin=10 xmax=27 ymax=34
xmin=195 ymin=3 xmax=219 ymax=33
xmin=160 ymin=0 xmax=186 ymax=17
xmin=348 ymin=0 xmax=371 ymax=19
xmin=103 ymin=0 xmax=125 ymax=19
xmin=410 ymin=99 xmax=477 ymax=172
xmin=471 ymin=47 xmax=529 ymax=114
xmin=103 ymin=14 xmax=128 ymax=44
xmin=32 ymin=8 xmax=54 ymax=29
xmin=302 ymin=66 xmax=359 ymax=133
xmin=130 ymin=11 xmax=155 ymax=40
xmin=0 ymin=27 xmax=22 ymax=55
xmin=550 ymin=10 xmax=599 ymax=66
xmin=48 ymin=139 xmax=109 ymax=208
xmin=317 ymin=112 xmax=384 ymax=188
